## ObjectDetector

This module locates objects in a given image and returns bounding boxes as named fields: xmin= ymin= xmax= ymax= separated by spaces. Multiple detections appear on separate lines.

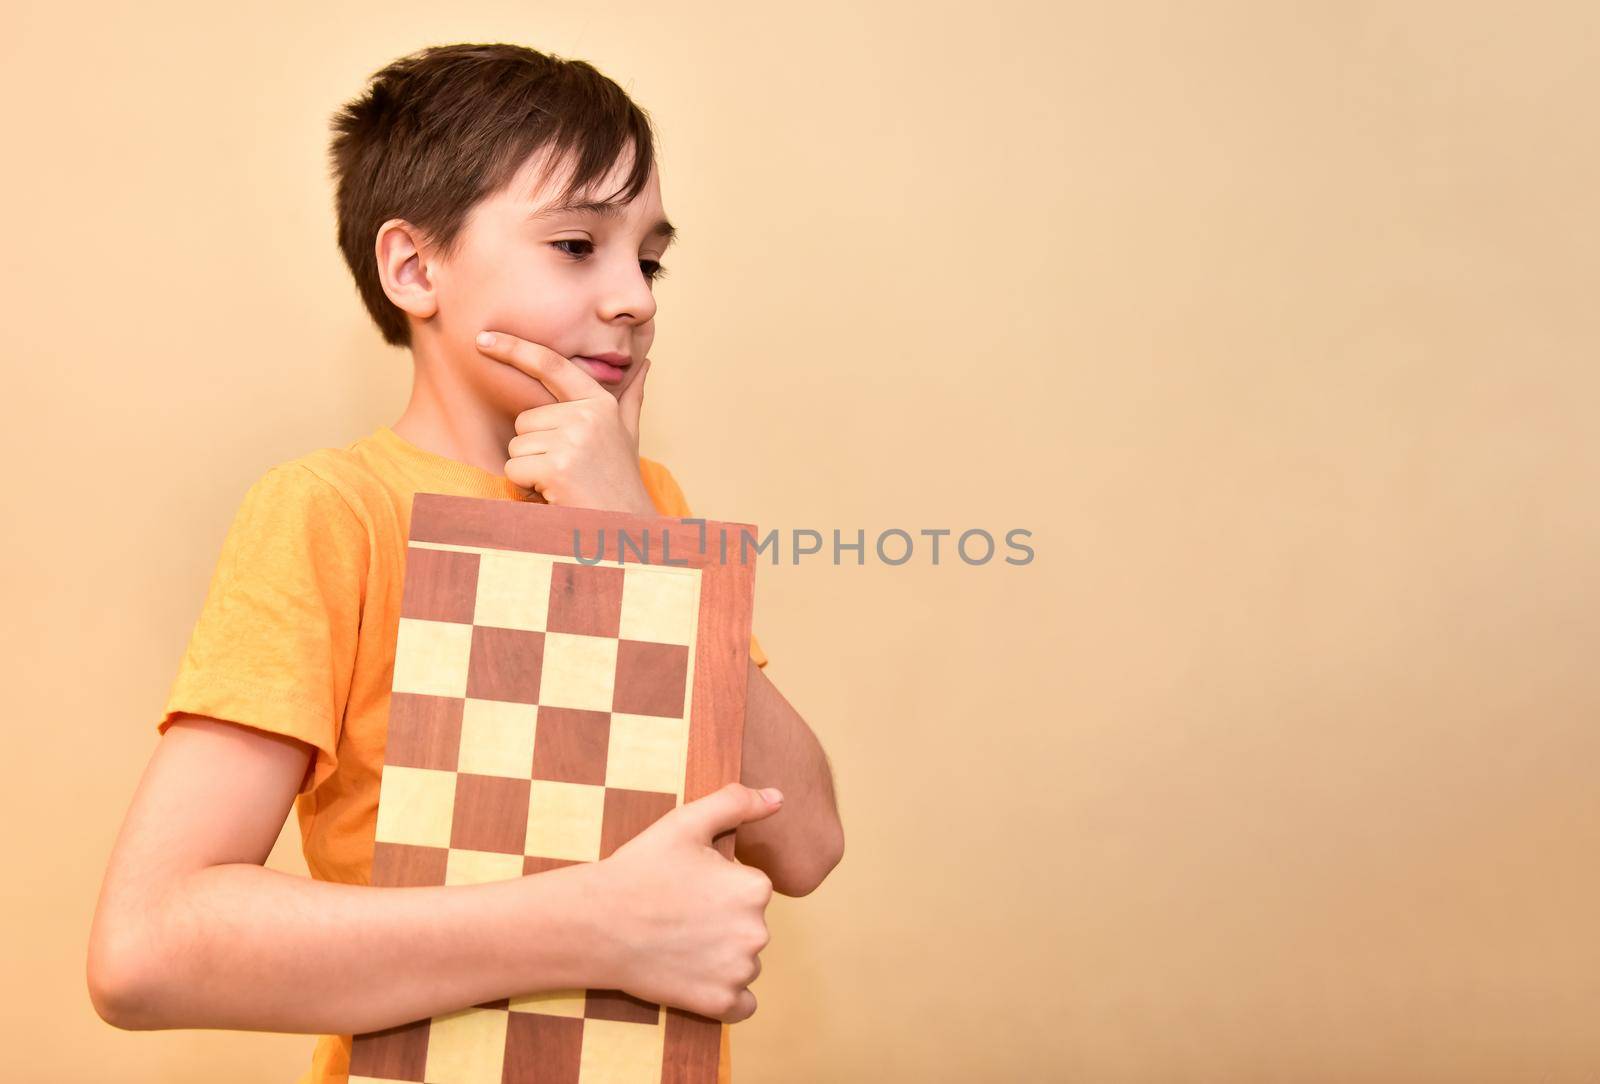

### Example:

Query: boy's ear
xmin=375 ymin=217 xmax=439 ymax=322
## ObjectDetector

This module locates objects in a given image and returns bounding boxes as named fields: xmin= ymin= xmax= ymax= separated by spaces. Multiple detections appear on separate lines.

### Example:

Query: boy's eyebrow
xmin=526 ymin=198 xmax=677 ymax=246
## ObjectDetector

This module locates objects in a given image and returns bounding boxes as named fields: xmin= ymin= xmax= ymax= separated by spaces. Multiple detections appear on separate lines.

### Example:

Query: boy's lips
xmin=573 ymin=354 xmax=631 ymax=384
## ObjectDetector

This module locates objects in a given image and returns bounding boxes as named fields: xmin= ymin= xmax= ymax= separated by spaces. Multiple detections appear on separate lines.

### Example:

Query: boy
xmin=85 ymin=42 xmax=845 ymax=1084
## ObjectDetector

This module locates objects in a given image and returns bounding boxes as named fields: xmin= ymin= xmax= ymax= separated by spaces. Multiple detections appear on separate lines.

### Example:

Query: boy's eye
xmin=550 ymin=239 xmax=668 ymax=283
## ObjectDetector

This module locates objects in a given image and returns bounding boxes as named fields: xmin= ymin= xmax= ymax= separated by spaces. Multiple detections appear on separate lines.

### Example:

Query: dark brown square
xmin=531 ymin=707 xmax=611 ymax=785
xmin=665 ymin=1006 xmax=726 ymax=1069
xmin=585 ymin=988 xmax=661 ymax=1025
xmin=600 ymin=788 xmax=679 ymax=860
xmin=523 ymin=855 xmax=583 ymax=875
xmin=450 ymin=774 xmax=532 ymax=855
xmin=348 ymin=1013 xmax=432 ymax=1081
xmin=369 ymin=842 xmax=450 ymax=888
xmin=400 ymin=546 xmax=480 ymax=623
xmin=611 ymin=640 xmax=690 ymax=718
xmin=383 ymin=693 xmax=464 ymax=771
xmin=503 ymin=1012 xmax=583 ymax=1083
xmin=546 ymin=561 xmax=625 ymax=638
xmin=466 ymin=626 xmax=544 ymax=704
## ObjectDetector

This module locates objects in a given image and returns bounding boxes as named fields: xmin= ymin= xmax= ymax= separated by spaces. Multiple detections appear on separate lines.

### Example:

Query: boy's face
xmin=409 ymin=143 xmax=670 ymax=412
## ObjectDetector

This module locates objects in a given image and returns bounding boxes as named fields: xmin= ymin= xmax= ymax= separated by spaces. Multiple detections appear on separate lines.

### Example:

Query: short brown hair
xmin=328 ymin=43 xmax=658 ymax=348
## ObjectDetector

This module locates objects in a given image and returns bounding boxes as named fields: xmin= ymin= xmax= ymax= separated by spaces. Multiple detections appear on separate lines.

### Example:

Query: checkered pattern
xmin=349 ymin=537 xmax=712 ymax=1084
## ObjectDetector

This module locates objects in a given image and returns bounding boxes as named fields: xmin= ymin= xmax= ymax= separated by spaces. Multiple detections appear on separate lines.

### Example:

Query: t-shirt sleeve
xmin=156 ymin=463 xmax=368 ymax=796
xmin=639 ymin=458 xmax=769 ymax=670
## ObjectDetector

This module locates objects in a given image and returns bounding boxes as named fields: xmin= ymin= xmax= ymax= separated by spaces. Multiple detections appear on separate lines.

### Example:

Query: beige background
xmin=4 ymin=1 xmax=1598 ymax=1081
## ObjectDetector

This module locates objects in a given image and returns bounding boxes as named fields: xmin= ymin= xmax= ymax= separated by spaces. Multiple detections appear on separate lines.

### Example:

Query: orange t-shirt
xmin=155 ymin=424 xmax=765 ymax=1083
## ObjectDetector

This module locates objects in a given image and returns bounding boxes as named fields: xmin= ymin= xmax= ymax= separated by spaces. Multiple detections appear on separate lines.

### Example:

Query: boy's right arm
xmin=86 ymin=714 xmax=781 ymax=1035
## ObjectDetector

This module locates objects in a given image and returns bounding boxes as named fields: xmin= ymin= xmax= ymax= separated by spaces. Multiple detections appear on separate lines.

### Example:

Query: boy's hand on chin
xmin=475 ymin=330 xmax=658 ymax=515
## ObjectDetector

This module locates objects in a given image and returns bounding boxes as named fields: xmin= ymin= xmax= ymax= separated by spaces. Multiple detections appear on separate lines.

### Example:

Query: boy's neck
xmin=390 ymin=337 xmax=528 ymax=479
xmin=390 ymin=402 xmax=518 ymax=481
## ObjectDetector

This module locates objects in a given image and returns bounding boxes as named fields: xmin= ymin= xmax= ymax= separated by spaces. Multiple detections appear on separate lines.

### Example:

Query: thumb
xmin=618 ymin=356 xmax=650 ymax=444
xmin=670 ymin=781 xmax=784 ymax=845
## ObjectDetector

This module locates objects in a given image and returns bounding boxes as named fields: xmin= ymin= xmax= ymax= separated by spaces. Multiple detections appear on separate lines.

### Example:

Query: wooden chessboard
xmin=348 ymin=493 xmax=757 ymax=1084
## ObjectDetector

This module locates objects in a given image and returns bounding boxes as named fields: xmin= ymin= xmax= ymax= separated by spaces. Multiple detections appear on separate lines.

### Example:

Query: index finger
xmin=476 ymin=331 xmax=605 ymax=403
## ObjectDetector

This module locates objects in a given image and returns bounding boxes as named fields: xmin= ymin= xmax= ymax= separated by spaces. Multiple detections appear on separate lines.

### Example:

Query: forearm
xmin=113 ymin=860 xmax=612 ymax=1035
xmin=735 ymin=657 xmax=844 ymax=894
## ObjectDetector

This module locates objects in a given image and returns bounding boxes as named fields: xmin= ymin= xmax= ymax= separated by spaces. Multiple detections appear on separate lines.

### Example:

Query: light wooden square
xmin=618 ymin=565 xmax=701 ymax=645
xmin=424 ymin=1005 xmax=509 ymax=1084
xmin=373 ymin=766 xmax=456 ymax=848
xmin=457 ymin=698 xmax=538 ymax=778
xmin=524 ymin=780 xmax=605 ymax=861
xmin=538 ymin=632 xmax=618 ymax=712
xmin=578 ymin=1016 xmax=667 ymax=1082
xmin=473 ymin=549 xmax=554 ymax=632
xmin=508 ymin=988 xmax=587 ymax=1017
xmin=444 ymin=848 xmax=526 ymax=887
xmin=605 ymin=713 xmax=690 ymax=798
xmin=393 ymin=618 xmax=474 ymax=699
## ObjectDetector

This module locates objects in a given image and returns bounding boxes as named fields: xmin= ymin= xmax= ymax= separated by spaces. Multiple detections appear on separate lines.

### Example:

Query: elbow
xmin=86 ymin=954 xmax=138 ymax=1030
xmin=86 ymin=920 xmax=163 ymax=1031
xmin=87 ymin=967 xmax=139 ymax=1031
xmin=779 ymin=822 xmax=846 ymax=898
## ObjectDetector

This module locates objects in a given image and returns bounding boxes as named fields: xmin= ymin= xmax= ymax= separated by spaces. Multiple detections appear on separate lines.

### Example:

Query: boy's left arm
xmin=734 ymin=657 xmax=845 ymax=896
